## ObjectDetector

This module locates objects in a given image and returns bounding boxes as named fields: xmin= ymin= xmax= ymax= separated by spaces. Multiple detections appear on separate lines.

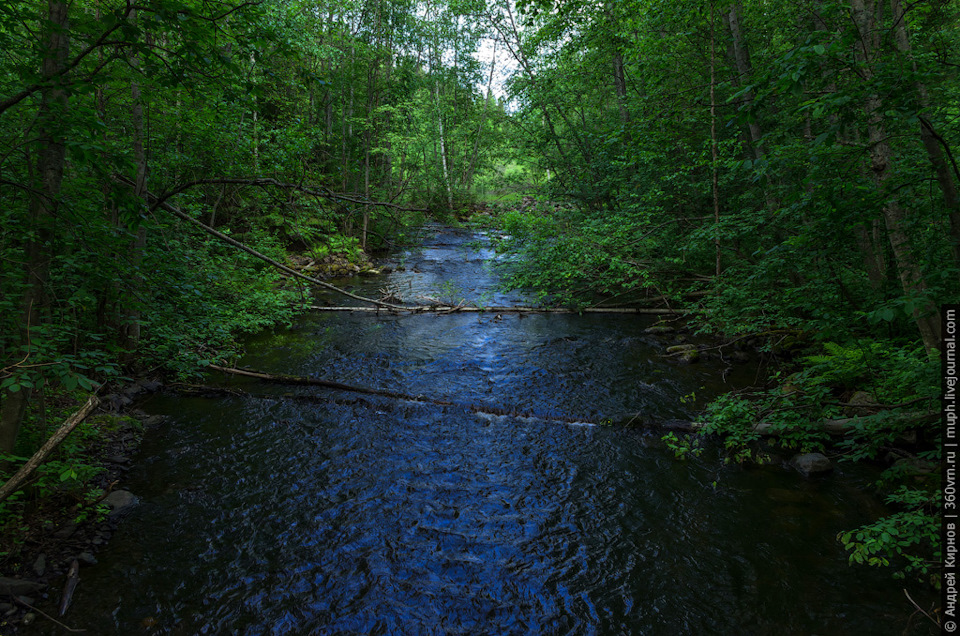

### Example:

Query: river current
xmin=32 ymin=225 xmax=928 ymax=634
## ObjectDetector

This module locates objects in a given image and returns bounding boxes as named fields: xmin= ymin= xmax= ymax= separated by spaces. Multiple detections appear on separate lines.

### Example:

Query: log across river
xmin=26 ymin=226 xmax=931 ymax=635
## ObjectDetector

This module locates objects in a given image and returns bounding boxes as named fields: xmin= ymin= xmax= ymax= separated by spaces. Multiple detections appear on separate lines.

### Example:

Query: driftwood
xmin=0 ymin=396 xmax=100 ymax=504
xmin=304 ymin=304 xmax=684 ymax=315
xmin=59 ymin=559 xmax=80 ymax=617
xmin=114 ymin=175 xmax=406 ymax=311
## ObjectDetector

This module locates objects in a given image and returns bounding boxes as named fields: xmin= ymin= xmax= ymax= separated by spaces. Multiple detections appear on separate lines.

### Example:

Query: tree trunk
xmin=889 ymin=0 xmax=960 ymax=267
xmin=464 ymin=40 xmax=497 ymax=191
xmin=709 ymin=1 xmax=721 ymax=277
xmin=119 ymin=9 xmax=148 ymax=363
xmin=725 ymin=1 xmax=764 ymax=159
xmin=850 ymin=0 xmax=941 ymax=353
xmin=0 ymin=0 xmax=70 ymax=454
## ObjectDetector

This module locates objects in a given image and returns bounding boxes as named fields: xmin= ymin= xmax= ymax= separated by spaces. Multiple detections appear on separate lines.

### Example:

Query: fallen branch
xmin=0 ymin=396 xmax=100 ymax=504
xmin=303 ymin=305 xmax=685 ymax=315
xmin=189 ymin=374 xmax=700 ymax=433
xmin=114 ymin=175 xmax=406 ymax=311
xmin=14 ymin=594 xmax=85 ymax=633
xmin=207 ymin=365 xmax=600 ymax=424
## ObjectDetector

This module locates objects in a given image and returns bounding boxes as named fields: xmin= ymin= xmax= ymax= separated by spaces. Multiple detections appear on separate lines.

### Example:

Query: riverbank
xmin=0 ymin=382 xmax=167 ymax=632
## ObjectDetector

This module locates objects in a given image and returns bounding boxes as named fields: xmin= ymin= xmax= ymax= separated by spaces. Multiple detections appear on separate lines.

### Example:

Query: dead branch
xmin=114 ymin=175 xmax=406 ymax=310
xmin=0 ymin=396 xmax=100 ymax=504
xmin=208 ymin=364 xmax=603 ymax=424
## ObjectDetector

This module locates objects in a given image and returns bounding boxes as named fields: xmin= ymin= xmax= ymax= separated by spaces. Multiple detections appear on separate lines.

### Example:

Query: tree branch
xmin=114 ymin=175 xmax=408 ymax=310
xmin=150 ymin=177 xmax=427 ymax=214
xmin=0 ymin=396 xmax=100 ymax=504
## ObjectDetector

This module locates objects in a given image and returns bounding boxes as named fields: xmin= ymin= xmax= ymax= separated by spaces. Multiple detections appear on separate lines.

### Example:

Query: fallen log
xmin=0 ymin=396 xmax=100 ymax=504
xmin=303 ymin=305 xmax=685 ymax=315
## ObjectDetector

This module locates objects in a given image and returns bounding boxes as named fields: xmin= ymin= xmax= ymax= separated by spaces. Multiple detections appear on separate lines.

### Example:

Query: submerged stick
xmin=206 ymin=365 xmax=596 ymax=424
xmin=304 ymin=305 xmax=684 ymax=315
xmin=202 ymin=367 xmax=704 ymax=432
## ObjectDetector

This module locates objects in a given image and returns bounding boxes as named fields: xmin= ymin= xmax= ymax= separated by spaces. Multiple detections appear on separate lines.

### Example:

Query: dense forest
xmin=0 ymin=0 xmax=956 ymax=618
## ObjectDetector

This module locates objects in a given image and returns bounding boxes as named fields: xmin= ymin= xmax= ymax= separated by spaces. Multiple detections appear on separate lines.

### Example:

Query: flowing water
xmin=31 ymin=226 xmax=930 ymax=634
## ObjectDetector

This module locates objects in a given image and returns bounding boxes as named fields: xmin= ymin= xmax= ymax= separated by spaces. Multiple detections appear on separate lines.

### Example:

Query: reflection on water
xmin=27 ymin=226 xmax=931 ymax=635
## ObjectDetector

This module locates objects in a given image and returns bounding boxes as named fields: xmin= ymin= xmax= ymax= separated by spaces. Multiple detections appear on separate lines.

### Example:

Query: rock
xmin=140 ymin=380 xmax=162 ymax=392
xmin=666 ymin=343 xmax=699 ymax=363
xmin=53 ymin=522 xmax=77 ymax=539
xmin=142 ymin=415 xmax=166 ymax=428
xmin=102 ymin=490 xmax=139 ymax=515
xmin=0 ymin=603 xmax=12 ymax=613
xmin=644 ymin=325 xmax=675 ymax=334
xmin=0 ymin=578 xmax=46 ymax=597
xmin=106 ymin=455 xmax=131 ymax=465
xmin=790 ymin=452 xmax=833 ymax=477
xmin=678 ymin=351 xmax=700 ymax=364
xmin=32 ymin=554 xmax=45 ymax=577
xmin=844 ymin=391 xmax=877 ymax=417
xmin=381 ymin=266 xmax=394 ymax=274
xmin=77 ymin=552 xmax=98 ymax=566
xmin=22 ymin=612 xmax=36 ymax=626
xmin=107 ymin=393 xmax=133 ymax=409
xmin=892 ymin=457 xmax=936 ymax=477
xmin=122 ymin=383 xmax=144 ymax=397
xmin=359 ymin=268 xmax=382 ymax=276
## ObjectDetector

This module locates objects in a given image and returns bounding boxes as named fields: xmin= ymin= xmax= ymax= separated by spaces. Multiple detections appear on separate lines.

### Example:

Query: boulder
xmin=32 ymin=554 xmax=45 ymax=577
xmin=0 ymin=578 xmax=46 ymax=598
xmin=844 ymin=391 xmax=877 ymax=417
xmin=790 ymin=452 xmax=833 ymax=477
xmin=666 ymin=344 xmax=699 ymax=363
xmin=678 ymin=351 xmax=700 ymax=364
xmin=102 ymin=490 xmax=139 ymax=515
xmin=644 ymin=325 xmax=675 ymax=334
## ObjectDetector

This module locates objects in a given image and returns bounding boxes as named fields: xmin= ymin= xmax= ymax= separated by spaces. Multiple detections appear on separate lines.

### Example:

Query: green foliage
xmin=701 ymin=339 xmax=941 ymax=586
xmin=661 ymin=432 xmax=703 ymax=460
xmin=311 ymin=234 xmax=365 ymax=262
xmin=838 ymin=488 xmax=941 ymax=588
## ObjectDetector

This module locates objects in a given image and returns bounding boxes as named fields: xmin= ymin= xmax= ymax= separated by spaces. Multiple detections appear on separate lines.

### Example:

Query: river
xmin=31 ymin=225 xmax=930 ymax=634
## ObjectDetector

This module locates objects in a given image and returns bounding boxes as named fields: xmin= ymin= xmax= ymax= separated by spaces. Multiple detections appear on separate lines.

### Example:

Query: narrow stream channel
xmin=32 ymin=226 xmax=929 ymax=634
